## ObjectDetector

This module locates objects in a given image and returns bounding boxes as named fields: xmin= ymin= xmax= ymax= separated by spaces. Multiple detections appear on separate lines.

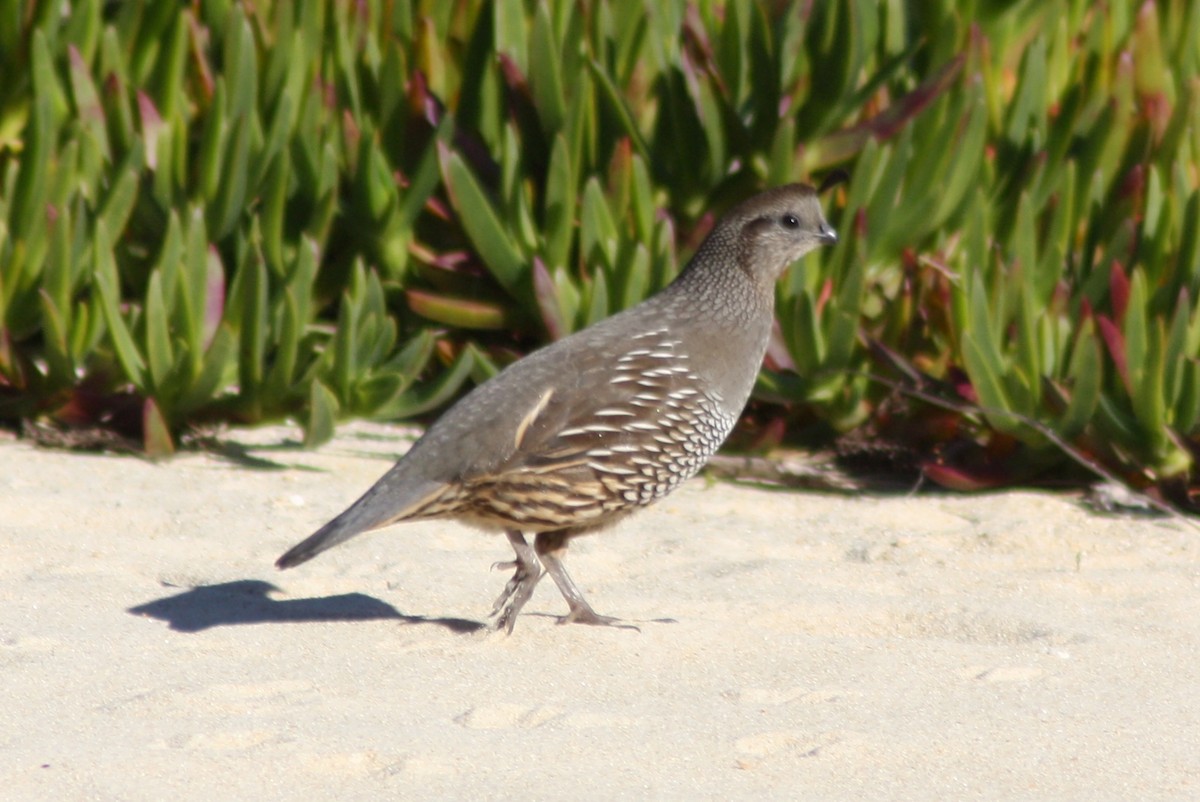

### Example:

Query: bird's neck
xmin=654 ymin=245 xmax=778 ymax=412
xmin=664 ymin=235 xmax=776 ymax=330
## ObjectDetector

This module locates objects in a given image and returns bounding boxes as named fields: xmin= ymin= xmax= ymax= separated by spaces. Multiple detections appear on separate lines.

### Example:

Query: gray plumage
xmin=276 ymin=183 xmax=837 ymax=632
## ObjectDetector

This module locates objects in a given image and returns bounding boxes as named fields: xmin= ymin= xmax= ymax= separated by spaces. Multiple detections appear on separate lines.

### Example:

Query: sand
xmin=2 ymin=421 xmax=1198 ymax=800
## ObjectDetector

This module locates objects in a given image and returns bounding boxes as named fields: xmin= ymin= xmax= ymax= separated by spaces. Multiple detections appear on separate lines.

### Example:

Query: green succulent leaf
xmin=177 ymin=324 xmax=237 ymax=415
xmin=142 ymin=397 xmax=175 ymax=459
xmin=439 ymin=145 xmax=528 ymax=300
xmin=406 ymin=289 xmax=517 ymax=331
xmin=143 ymin=271 xmax=173 ymax=393
xmin=375 ymin=345 xmax=477 ymax=421
xmin=1058 ymin=323 xmax=1102 ymax=439
xmin=304 ymin=380 xmax=339 ymax=449
xmin=92 ymin=224 xmax=145 ymax=388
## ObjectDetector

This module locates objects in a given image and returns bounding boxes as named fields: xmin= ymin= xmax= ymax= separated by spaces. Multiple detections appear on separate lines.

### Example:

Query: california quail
xmin=276 ymin=183 xmax=837 ymax=632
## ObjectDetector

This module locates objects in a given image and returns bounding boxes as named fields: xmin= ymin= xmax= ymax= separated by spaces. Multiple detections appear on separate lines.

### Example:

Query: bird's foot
xmin=491 ymin=591 xmax=537 ymax=635
xmin=558 ymin=603 xmax=640 ymax=632
xmin=489 ymin=563 xmax=542 ymax=633
xmin=489 ymin=531 xmax=543 ymax=634
xmin=531 ymin=536 xmax=639 ymax=631
xmin=489 ymin=560 xmax=540 ymax=632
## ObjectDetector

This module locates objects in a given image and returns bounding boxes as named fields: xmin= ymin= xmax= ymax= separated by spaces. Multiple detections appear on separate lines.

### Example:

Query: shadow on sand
xmin=127 ymin=579 xmax=485 ymax=634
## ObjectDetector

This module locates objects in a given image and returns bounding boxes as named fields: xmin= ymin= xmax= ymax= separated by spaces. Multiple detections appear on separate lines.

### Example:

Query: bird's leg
xmin=535 ymin=532 xmax=637 ymax=630
xmin=489 ymin=530 xmax=543 ymax=633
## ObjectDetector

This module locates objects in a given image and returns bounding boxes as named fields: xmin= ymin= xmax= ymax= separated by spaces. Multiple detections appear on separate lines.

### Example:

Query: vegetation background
xmin=1 ymin=0 xmax=1197 ymax=508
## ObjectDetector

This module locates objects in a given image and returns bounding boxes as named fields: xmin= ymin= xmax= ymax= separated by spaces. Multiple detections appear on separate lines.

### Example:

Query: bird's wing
xmin=470 ymin=324 xmax=731 ymax=493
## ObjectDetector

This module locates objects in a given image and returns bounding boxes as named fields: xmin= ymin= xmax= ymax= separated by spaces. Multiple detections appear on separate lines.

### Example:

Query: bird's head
xmin=728 ymin=183 xmax=837 ymax=282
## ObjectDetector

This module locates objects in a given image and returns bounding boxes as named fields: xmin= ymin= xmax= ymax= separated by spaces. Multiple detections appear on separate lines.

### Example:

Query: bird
xmin=276 ymin=183 xmax=837 ymax=632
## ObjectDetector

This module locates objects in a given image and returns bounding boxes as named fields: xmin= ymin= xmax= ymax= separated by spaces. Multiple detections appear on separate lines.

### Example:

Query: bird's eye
xmin=781 ymin=214 xmax=800 ymax=229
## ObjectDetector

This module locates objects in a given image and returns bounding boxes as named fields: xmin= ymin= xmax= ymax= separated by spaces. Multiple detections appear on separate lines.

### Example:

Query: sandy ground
xmin=2 ymin=421 xmax=1199 ymax=800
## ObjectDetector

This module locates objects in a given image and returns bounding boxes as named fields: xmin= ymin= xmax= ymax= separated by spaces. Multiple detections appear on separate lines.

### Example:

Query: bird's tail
xmin=275 ymin=512 xmax=366 ymax=569
xmin=275 ymin=478 xmax=444 ymax=569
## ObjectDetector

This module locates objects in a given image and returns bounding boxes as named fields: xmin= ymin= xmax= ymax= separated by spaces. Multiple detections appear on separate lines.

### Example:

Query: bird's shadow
xmin=127 ymin=579 xmax=485 ymax=634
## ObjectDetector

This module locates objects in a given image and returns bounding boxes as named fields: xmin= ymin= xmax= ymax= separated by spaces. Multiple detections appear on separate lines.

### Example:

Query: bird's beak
xmin=818 ymin=222 xmax=838 ymax=245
